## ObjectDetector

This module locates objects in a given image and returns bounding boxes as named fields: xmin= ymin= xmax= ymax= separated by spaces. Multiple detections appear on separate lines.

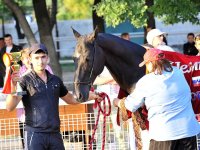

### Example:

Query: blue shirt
xmin=125 ymin=67 xmax=200 ymax=141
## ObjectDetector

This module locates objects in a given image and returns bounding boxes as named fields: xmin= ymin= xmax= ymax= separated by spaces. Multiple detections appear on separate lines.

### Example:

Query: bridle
xmin=74 ymin=41 xmax=96 ymax=86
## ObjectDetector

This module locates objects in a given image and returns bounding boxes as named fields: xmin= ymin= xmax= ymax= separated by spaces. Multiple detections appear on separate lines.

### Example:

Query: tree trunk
xmin=1 ymin=16 xmax=5 ymax=36
xmin=13 ymin=13 xmax=25 ymax=40
xmin=3 ymin=0 xmax=37 ymax=46
xmin=93 ymin=0 xmax=105 ymax=33
xmin=144 ymin=0 xmax=155 ymax=43
xmin=51 ymin=0 xmax=60 ymax=58
xmin=50 ymin=0 xmax=57 ymax=31
xmin=33 ymin=0 xmax=62 ymax=78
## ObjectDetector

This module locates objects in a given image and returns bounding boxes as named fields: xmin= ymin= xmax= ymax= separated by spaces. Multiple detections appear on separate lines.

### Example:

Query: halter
xmin=74 ymin=42 xmax=96 ymax=86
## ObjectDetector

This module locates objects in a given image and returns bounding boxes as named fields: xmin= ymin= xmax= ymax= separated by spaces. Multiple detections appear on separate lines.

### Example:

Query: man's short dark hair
xmin=121 ymin=32 xmax=129 ymax=38
xmin=0 ymin=37 xmax=4 ymax=41
xmin=4 ymin=34 xmax=12 ymax=39
xmin=187 ymin=33 xmax=195 ymax=37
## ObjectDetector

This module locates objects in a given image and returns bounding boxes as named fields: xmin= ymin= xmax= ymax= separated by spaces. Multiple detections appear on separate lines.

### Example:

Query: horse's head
xmin=72 ymin=27 xmax=105 ymax=102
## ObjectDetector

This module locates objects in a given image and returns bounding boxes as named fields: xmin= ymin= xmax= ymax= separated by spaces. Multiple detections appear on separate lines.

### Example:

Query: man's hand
xmin=11 ymin=71 xmax=20 ymax=86
xmin=88 ymin=91 xmax=103 ymax=102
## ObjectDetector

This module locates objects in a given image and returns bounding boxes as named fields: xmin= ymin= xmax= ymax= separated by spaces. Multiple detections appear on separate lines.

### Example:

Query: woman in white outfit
xmin=113 ymin=48 xmax=200 ymax=150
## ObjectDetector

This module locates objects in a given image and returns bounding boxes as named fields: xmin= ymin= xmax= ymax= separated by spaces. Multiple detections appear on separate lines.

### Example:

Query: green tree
xmin=57 ymin=0 xmax=105 ymax=32
xmin=94 ymin=0 xmax=200 ymax=37
xmin=57 ymin=0 xmax=93 ymax=20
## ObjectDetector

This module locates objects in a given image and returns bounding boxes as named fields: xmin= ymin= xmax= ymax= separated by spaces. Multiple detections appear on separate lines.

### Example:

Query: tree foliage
xmin=57 ymin=0 xmax=93 ymax=20
xmin=0 ymin=0 xmax=33 ymax=21
xmin=0 ymin=0 xmax=13 ymax=21
xmin=94 ymin=0 xmax=200 ymax=28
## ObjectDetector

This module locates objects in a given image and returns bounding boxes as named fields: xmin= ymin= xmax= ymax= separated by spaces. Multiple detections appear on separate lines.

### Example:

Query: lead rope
xmin=120 ymin=98 xmax=142 ymax=150
xmin=89 ymin=92 xmax=111 ymax=150
xmin=132 ymin=112 xmax=143 ymax=150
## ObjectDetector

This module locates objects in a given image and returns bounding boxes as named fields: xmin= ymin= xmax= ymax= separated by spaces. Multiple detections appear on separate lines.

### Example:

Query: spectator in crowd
xmin=1 ymin=34 xmax=22 ymax=54
xmin=6 ymin=43 xmax=100 ymax=150
xmin=146 ymin=29 xmax=175 ymax=52
xmin=0 ymin=34 xmax=22 ymax=87
xmin=195 ymin=34 xmax=200 ymax=56
xmin=183 ymin=33 xmax=198 ymax=56
xmin=113 ymin=48 xmax=200 ymax=150
xmin=121 ymin=32 xmax=131 ymax=41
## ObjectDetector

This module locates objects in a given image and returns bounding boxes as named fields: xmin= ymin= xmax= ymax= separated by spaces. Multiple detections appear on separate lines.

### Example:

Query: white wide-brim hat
xmin=146 ymin=29 xmax=166 ymax=45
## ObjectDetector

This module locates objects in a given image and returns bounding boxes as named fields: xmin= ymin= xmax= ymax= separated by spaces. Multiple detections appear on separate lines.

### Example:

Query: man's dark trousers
xmin=25 ymin=131 xmax=65 ymax=150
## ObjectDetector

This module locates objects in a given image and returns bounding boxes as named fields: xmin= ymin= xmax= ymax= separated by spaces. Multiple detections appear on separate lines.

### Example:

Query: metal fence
xmin=0 ymin=112 xmax=129 ymax=150
xmin=0 ymin=112 xmax=200 ymax=150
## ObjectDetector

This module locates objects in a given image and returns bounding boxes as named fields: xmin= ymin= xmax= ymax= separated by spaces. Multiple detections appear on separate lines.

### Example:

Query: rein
xmin=89 ymin=92 xmax=111 ymax=150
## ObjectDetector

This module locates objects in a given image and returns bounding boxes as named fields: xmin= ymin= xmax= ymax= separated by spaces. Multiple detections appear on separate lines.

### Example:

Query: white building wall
xmin=0 ymin=19 xmax=199 ymax=57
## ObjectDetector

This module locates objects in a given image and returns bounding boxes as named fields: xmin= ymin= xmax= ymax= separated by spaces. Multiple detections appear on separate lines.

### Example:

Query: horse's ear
xmin=89 ymin=26 xmax=99 ymax=41
xmin=71 ymin=27 xmax=81 ymax=40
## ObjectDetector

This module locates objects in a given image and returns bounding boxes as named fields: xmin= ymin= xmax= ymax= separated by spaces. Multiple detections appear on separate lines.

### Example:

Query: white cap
xmin=146 ymin=29 xmax=166 ymax=45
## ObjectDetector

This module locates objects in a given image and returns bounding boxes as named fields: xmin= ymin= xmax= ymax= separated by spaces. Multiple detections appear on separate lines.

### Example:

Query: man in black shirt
xmin=183 ymin=33 xmax=198 ymax=56
xmin=6 ymin=43 xmax=100 ymax=150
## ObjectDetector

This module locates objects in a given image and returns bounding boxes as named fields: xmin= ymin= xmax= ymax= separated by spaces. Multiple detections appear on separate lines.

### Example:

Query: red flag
xmin=2 ymin=68 xmax=11 ymax=94
xmin=2 ymin=53 xmax=12 ymax=94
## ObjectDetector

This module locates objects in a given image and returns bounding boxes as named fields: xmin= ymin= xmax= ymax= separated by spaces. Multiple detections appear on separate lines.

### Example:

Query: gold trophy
xmin=2 ymin=52 xmax=26 ymax=96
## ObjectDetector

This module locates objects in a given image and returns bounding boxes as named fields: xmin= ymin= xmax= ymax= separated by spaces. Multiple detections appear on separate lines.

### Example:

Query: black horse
xmin=72 ymin=28 xmax=146 ymax=102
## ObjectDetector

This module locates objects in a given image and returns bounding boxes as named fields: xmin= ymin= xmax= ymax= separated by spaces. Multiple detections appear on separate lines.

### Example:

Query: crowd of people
xmin=0 ymin=30 xmax=200 ymax=150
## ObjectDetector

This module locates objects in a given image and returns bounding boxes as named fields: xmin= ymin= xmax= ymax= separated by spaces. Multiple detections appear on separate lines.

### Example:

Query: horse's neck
xmin=96 ymin=34 xmax=146 ymax=93
xmin=103 ymin=49 xmax=145 ymax=93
